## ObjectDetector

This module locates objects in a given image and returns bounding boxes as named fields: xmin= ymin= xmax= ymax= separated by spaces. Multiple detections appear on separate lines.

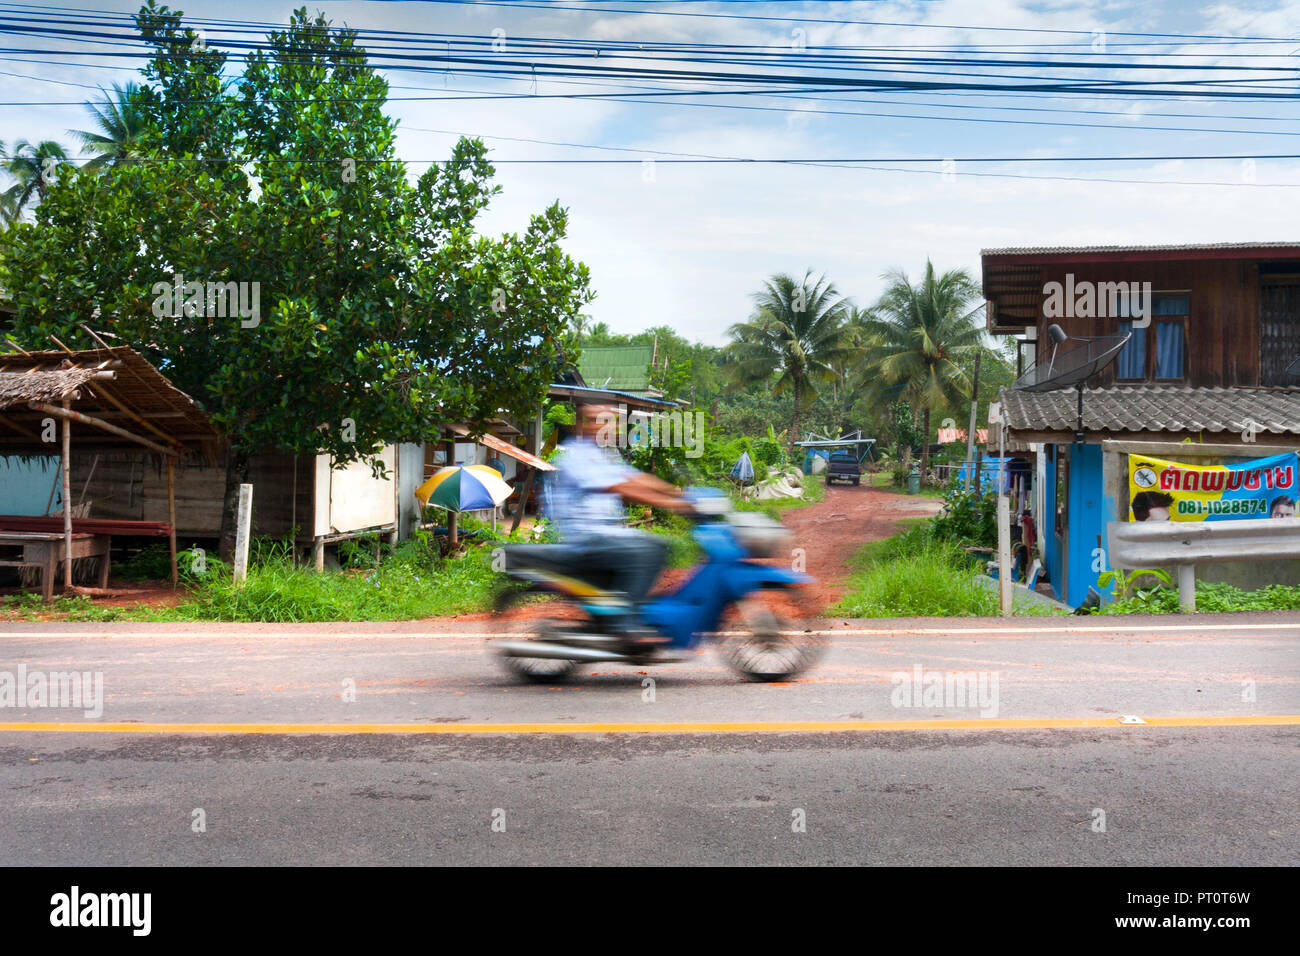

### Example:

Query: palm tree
xmin=858 ymin=260 xmax=985 ymax=477
xmin=723 ymin=271 xmax=859 ymax=451
xmin=0 ymin=141 xmax=12 ymax=226
xmin=1 ymin=139 xmax=68 ymax=223
xmin=70 ymin=82 xmax=148 ymax=169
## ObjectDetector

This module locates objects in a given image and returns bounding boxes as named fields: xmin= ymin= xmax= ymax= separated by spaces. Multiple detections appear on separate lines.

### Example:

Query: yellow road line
xmin=0 ymin=715 xmax=1296 ymax=734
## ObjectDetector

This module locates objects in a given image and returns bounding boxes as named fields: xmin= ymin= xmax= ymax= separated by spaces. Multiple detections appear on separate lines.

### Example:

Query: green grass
xmin=1 ymin=534 xmax=507 ymax=623
xmin=168 ymin=537 xmax=501 ymax=622
xmin=1 ymin=592 xmax=132 ymax=622
xmin=830 ymin=539 xmax=999 ymax=617
xmin=830 ymin=521 xmax=1062 ymax=618
xmin=866 ymin=470 xmax=947 ymax=498
xmin=1102 ymin=580 xmax=1300 ymax=614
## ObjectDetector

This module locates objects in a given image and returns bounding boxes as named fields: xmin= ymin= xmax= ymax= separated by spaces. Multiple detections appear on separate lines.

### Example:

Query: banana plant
xmin=1097 ymin=568 xmax=1173 ymax=602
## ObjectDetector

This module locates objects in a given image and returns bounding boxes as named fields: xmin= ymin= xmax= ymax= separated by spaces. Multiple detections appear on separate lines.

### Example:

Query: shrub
xmin=931 ymin=486 xmax=998 ymax=550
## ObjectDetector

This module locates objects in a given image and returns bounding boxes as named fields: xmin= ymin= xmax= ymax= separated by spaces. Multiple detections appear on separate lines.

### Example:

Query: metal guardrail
xmin=1106 ymin=518 xmax=1300 ymax=610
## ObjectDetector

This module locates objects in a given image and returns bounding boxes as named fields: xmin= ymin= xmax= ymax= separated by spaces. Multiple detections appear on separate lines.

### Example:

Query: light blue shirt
xmin=546 ymin=437 xmax=636 ymax=542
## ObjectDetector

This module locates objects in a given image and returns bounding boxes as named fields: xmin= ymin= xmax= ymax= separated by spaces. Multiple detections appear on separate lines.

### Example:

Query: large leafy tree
xmin=857 ymin=260 xmax=985 ymax=475
xmin=721 ymin=271 xmax=858 ymax=451
xmin=0 ymin=3 xmax=591 ymax=556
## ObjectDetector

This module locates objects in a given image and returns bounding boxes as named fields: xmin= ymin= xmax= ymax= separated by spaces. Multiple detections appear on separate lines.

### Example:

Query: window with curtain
xmin=1117 ymin=321 xmax=1146 ymax=379
xmin=1155 ymin=321 xmax=1185 ymax=379
xmin=1153 ymin=294 xmax=1188 ymax=380
xmin=1116 ymin=292 xmax=1188 ymax=381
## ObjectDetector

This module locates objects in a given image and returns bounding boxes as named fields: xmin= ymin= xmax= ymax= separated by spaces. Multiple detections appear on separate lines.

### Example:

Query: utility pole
xmin=964 ymin=349 xmax=982 ymax=492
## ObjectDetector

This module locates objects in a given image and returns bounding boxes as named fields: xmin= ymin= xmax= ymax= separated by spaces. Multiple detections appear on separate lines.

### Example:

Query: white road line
xmin=1 ymin=621 xmax=1297 ymax=640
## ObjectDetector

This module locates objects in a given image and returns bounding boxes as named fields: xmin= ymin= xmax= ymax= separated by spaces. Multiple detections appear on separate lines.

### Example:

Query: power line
xmin=41 ymin=150 xmax=1300 ymax=164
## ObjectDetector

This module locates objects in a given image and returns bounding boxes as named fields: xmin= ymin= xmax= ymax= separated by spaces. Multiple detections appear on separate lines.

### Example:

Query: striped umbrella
xmin=415 ymin=465 xmax=512 ymax=512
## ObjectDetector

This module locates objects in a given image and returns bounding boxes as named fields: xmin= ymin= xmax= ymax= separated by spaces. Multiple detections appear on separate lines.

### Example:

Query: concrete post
xmin=233 ymin=483 xmax=253 ymax=585
xmin=1178 ymin=564 xmax=1196 ymax=612
xmin=998 ymin=494 xmax=1012 ymax=616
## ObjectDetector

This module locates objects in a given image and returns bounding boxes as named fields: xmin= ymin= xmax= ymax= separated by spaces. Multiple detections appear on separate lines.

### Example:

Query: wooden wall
xmin=68 ymin=451 xmax=314 ymax=540
xmin=1030 ymin=259 xmax=1261 ymax=387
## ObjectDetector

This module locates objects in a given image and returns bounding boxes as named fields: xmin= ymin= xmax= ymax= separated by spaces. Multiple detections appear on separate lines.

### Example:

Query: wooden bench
xmin=0 ymin=532 xmax=111 ymax=600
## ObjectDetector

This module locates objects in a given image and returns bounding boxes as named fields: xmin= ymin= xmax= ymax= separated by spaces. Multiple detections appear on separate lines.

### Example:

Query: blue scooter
xmin=493 ymin=489 xmax=825 ymax=682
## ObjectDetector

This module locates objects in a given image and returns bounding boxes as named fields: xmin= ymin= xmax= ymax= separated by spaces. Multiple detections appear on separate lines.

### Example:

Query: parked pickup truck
xmin=826 ymin=448 xmax=861 ymax=485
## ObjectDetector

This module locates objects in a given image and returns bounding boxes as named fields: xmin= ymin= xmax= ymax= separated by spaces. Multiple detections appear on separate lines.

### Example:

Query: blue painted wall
xmin=1064 ymin=442 xmax=1105 ymax=608
xmin=0 ymin=457 xmax=63 ymax=515
xmin=1042 ymin=446 xmax=1062 ymax=600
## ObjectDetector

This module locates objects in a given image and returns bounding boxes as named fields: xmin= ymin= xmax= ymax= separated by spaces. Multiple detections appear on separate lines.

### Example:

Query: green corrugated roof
xmin=578 ymin=345 xmax=654 ymax=390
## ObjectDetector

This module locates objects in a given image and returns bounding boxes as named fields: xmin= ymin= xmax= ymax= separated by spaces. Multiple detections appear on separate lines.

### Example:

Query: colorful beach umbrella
xmin=415 ymin=465 xmax=512 ymax=512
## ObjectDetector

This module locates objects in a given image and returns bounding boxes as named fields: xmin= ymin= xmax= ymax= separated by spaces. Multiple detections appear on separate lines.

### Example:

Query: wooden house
xmin=983 ymin=242 xmax=1300 ymax=607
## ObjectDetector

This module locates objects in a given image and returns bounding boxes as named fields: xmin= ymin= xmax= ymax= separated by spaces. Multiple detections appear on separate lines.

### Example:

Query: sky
xmin=5 ymin=0 xmax=1300 ymax=344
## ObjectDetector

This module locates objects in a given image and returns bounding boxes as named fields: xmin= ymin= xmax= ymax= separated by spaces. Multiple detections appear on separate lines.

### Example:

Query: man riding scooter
xmin=544 ymin=401 xmax=694 ymax=648
xmin=496 ymin=402 xmax=825 ymax=682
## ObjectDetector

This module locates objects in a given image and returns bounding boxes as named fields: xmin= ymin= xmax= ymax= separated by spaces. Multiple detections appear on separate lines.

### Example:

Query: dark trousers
xmin=574 ymin=532 xmax=669 ymax=606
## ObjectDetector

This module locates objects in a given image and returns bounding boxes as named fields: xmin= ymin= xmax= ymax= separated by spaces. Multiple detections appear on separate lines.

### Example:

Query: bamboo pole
xmin=89 ymin=380 xmax=180 ymax=449
xmin=61 ymin=397 xmax=72 ymax=593
xmin=0 ymin=412 xmax=43 ymax=442
xmin=29 ymin=401 xmax=178 ymax=457
xmin=167 ymin=456 xmax=177 ymax=590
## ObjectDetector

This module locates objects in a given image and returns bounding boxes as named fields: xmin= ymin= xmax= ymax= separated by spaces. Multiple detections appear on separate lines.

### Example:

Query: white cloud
xmin=6 ymin=0 xmax=1300 ymax=346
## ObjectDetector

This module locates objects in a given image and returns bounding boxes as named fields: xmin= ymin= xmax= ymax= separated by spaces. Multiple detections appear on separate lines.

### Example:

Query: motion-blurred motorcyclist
xmin=547 ymin=401 xmax=693 ymax=645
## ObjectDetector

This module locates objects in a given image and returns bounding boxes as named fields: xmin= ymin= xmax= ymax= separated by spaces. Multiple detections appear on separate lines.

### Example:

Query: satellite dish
xmin=1011 ymin=331 xmax=1132 ymax=393
xmin=1010 ymin=329 xmax=1132 ymax=442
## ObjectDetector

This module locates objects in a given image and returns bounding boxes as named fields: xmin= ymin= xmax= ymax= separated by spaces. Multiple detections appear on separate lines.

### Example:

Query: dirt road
xmin=775 ymin=483 xmax=944 ymax=611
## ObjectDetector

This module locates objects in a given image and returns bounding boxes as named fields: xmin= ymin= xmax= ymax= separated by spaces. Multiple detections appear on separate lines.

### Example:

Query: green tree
xmin=858 ymin=260 xmax=984 ymax=476
xmin=722 ymin=271 xmax=859 ymax=451
xmin=0 ymin=4 xmax=591 ymax=557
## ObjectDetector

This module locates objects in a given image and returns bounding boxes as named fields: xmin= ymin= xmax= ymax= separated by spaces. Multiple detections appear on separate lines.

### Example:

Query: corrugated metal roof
xmin=983 ymin=241 xmax=1300 ymax=257
xmin=578 ymin=345 xmax=653 ymax=390
xmin=547 ymin=383 xmax=680 ymax=410
xmin=1001 ymin=385 xmax=1300 ymax=437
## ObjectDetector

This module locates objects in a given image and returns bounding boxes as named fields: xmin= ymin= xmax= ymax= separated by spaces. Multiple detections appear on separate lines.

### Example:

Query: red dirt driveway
xmin=773 ymin=483 xmax=944 ymax=612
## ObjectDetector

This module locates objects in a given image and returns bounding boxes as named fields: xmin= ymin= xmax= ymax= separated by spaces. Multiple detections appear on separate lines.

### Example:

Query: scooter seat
xmin=501 ymin=543 xmax=610 ymax=580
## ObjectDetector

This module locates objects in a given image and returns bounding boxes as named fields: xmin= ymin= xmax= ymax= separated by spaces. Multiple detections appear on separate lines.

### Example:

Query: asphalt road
xmin=0 ymin=614 xmax=1296 ymax=865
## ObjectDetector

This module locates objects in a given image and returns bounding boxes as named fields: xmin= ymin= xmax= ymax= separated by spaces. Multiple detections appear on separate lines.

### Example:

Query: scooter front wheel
xmin=496 ymin=620 xmax=584 ymax=684
xmin=500 ymin=650 xmax=581 ymax=684
xmin=717 ymin=594 xmax=824 ymax=682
